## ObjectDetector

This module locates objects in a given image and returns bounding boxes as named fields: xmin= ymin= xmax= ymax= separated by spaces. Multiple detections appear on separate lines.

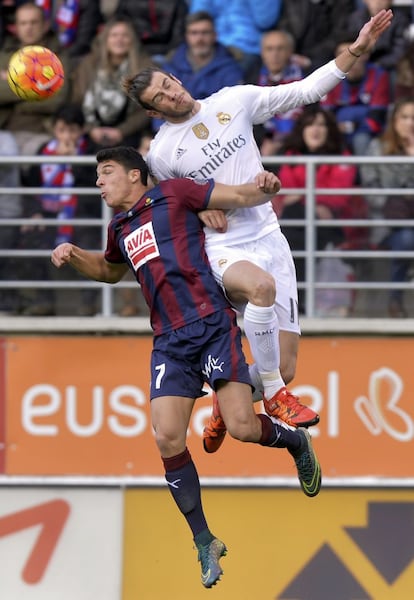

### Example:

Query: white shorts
xmin=206 ymin=229 xmax=300 ymax=334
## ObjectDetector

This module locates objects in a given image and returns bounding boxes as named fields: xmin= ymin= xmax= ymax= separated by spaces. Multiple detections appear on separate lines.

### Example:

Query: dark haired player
xmin=51 ymin=146 xmax=321 ymax=589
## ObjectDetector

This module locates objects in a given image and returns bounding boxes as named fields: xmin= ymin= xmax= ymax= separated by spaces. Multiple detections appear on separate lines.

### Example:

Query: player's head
xmin=123 ymin=67 xmax=197 ymax=122
xmin=97 ymin=146 xmax=148 ymax=184
xmin=96 ymin=146 xmax=149 ymax=210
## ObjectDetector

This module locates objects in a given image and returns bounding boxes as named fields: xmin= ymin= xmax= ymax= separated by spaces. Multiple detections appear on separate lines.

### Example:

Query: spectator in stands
xmin=163 ymin=11 xmax=243 ymax=99
xmin=7 ymin=0 xmax=104 ymax=63
xmin=0 ymin=2 xmax=70 ymax=155
xmin=151 ymin=11 xmax=243 ymax=132
xmin=0 ymin=130 xmax=23 ymax=315
xmin=359 ymin=97 xmax=414 ymax=318
xmin=276 ymin=104 xmax=362 ymax=313
xmin=394 ymin=40 xmax=414 ymax=100
xmin=70 ymin=17 xmax=154 ymax=149
xmin=320 ymin=33 xmax=390 ymax=155
xmin=246 ymin=29 xmax=305 ymax=155
xmin=277 ymin=0 xmax=354 ymax=75
xmin=114 ymin=0 xmax=188 ymax=65
xmin=347 ymin=0 xmax=409 ymax=78
xmin=20 ymin=104 xmax=100 ymax=316
xmin=99 ymin=0 xmax=117 ymax=23
xmin=189 ymin=0 xmax=282 ymax=77
xmin=50 ymin=0 xmax=103 ymax=64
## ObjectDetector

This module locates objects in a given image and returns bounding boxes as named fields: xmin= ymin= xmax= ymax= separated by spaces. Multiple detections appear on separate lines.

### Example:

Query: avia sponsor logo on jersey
xmin=187 ymin=134 xmax=247 ymax=179
xmin=124 ymin=222 xmax=160 ymax=271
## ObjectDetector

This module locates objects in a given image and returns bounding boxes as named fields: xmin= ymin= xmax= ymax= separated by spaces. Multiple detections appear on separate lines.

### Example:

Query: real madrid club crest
xmin=217 ymin=112 xmax=231 ymax=125
xmin=192 ymin=123 xmax=209 ymax=139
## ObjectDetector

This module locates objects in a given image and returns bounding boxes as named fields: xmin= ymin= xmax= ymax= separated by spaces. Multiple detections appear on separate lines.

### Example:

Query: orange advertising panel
xmin=4 ymin=336 xmax=414 ymax=477
xmin=0 ymin=339 xmax=5 ymax=473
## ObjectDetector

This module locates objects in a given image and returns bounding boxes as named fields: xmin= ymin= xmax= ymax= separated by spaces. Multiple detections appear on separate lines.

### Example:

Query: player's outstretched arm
xmin=335 ymin=8 xmax=393 ymax=72
xmin=209 ymin=171 xmax=281 ymax=210
xmin=51 ymin=243 xmax=128 ymax=283
xmin=198 ymin=171 xmax=281 ymax=230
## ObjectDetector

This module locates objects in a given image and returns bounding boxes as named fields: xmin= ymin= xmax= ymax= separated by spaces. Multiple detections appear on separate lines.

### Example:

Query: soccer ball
xmin=7 ymin=45 xmax=64 ymax=101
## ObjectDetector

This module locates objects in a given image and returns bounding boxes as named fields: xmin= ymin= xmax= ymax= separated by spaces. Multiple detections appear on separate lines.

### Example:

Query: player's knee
xmin=248 ymin=273 xmax=276 ymax=305
xmin=226 ymin=414 xmax=258 ymax=443
xmin=154 ymin=429 xmax=184 ymax=457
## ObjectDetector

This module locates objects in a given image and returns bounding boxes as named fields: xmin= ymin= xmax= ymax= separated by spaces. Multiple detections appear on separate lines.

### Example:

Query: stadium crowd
xmin=0 ymin=0 xmax=413 ymax=317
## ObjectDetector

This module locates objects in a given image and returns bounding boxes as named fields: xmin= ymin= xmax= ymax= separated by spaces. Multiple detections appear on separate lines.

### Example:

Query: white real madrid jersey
xmin=147 ymin=60 xmax=345 ymax=248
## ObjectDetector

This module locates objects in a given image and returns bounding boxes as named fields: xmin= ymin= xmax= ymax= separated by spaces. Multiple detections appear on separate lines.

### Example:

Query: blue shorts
xmin=150 ymin=307 xmax=251 ymax=399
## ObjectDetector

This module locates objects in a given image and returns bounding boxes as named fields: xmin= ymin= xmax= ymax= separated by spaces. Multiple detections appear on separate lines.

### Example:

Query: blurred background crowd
xmin=0 ymin=0 xmax=413 ymax=318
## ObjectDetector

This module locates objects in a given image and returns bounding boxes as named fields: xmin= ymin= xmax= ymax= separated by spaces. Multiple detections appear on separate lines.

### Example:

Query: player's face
xmin=96 ymin=160 xmax=138 ymax=211
xmin=140 ymin=71 xmax=197 ymax=122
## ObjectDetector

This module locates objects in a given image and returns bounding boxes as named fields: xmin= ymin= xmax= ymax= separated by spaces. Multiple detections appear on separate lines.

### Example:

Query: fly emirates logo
xmin=124 ymin=222 xmax=159 ymax=271
xmin=187 ymin=134 xmax=247 ymax=179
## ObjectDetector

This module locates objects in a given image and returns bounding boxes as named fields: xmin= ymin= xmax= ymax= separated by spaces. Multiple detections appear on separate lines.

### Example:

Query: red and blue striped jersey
xmin=105 ymin=177 xmax=230 ymax=336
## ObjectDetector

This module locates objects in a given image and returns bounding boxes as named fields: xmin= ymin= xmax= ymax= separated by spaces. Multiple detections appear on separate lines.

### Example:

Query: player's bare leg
xmin=203 ymin=261 xmax=318 ymax=452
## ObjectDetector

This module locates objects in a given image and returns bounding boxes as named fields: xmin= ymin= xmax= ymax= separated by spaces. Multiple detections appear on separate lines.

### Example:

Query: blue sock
xmin=257 ymin=414 xmax=301 ymax=451
xmin=163 ymin=448 xmax=212 ymax=539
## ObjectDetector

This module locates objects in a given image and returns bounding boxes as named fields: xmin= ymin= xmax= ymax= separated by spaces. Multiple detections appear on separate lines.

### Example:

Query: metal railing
xmin=1 ymin=154 xmax=414 ymax=318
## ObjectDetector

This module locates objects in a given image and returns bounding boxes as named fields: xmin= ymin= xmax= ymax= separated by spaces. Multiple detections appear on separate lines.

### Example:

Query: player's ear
xmin=130 ymin=169 xmax=141 ymax=184
xmin=146 ymin=108 xmax=162 ymax=119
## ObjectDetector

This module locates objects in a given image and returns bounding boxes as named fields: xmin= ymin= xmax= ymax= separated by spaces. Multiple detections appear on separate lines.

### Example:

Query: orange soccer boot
xmin=203 ymin=393 xmax=227 ymax=453
xmin=263 ymin=386 xmax=319 ymax=428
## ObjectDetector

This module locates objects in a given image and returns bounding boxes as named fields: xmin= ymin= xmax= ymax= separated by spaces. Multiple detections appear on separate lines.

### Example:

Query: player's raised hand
xmin=51 ymin=243 xmax=74 ymax=268
xmin=353 ymin=8 xmax=393 ymax=54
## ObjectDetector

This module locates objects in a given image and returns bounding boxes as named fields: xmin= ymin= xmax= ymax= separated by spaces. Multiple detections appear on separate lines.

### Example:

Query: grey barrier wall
xmin=1 ymin=154 xmax=414 ymax=319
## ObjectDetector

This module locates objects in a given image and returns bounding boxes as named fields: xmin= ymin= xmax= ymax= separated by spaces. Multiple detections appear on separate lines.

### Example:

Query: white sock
xmin=243 ymin=302 xmax=285 ymax=398
xmin=248 ymin=363 xmax=264 ymax=401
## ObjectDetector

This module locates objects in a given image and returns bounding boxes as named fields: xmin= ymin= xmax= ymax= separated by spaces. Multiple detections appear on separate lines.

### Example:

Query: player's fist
xmin=51 ymin=243 xmax=74 ymax=267
xmin=255 ymin=171 xmax=281 ymax=195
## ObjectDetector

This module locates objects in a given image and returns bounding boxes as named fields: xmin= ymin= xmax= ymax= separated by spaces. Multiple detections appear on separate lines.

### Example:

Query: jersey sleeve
xmin=104 ymin=220 xmax=125 ymax=264
xmin=266 ymin=60 xmax=346 ymax=116
xmin=233 ymin=61 xmax=345 ymax=124
xmin=168 ymin=178 xmax=215 ymax=211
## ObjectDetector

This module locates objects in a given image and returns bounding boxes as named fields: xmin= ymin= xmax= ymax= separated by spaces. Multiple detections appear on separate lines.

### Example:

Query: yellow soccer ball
xmin=7 ymin=45 xmax=64 ymax=101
